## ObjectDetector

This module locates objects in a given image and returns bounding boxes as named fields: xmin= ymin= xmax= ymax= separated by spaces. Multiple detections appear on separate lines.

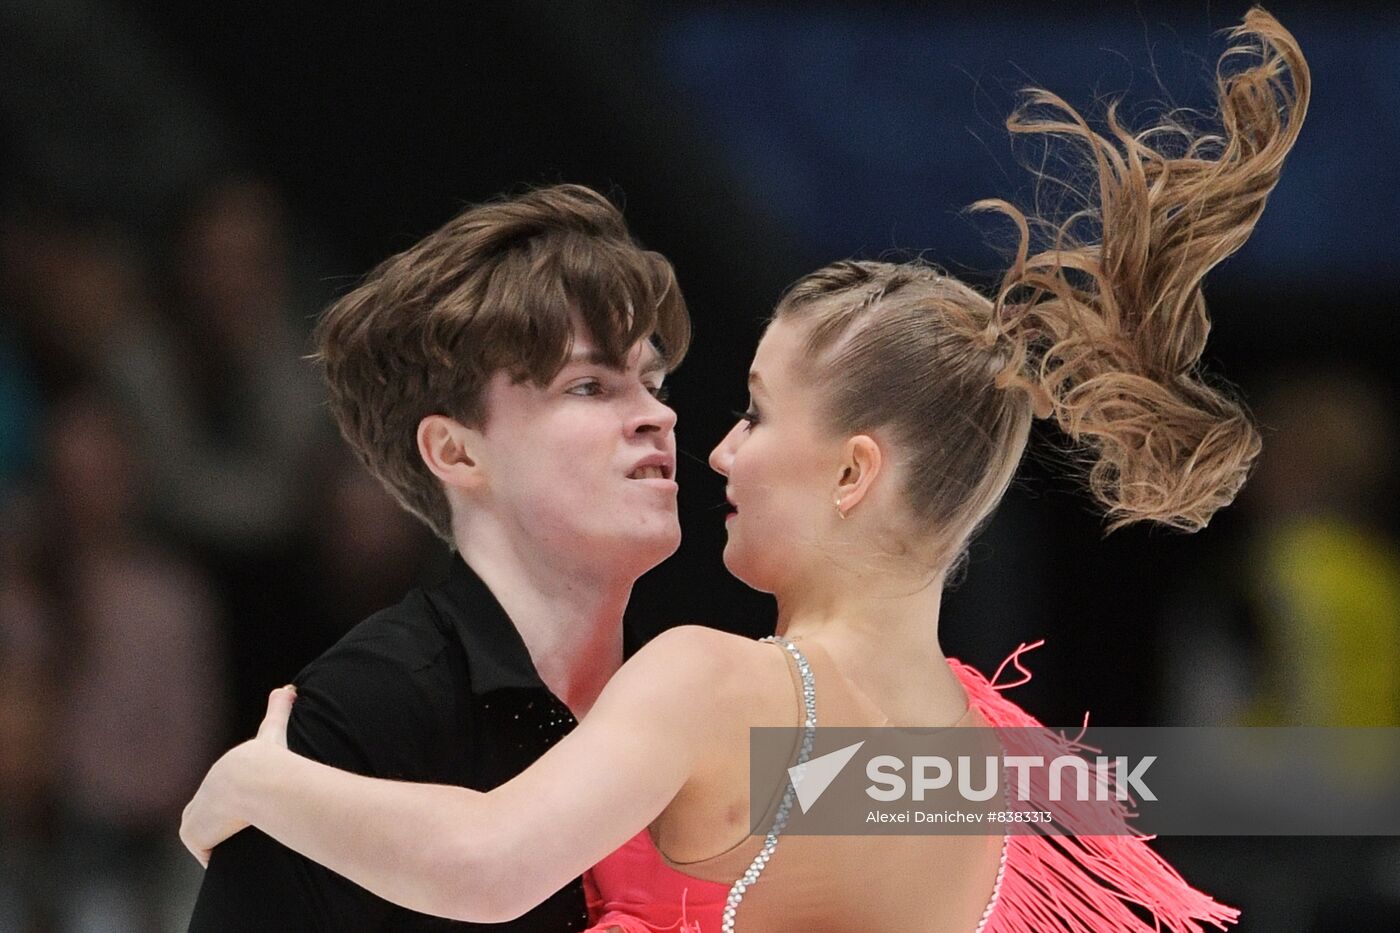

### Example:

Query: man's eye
xmin=566 ymin=380 xmax=603 ymax=397
xmin=649 ymin=384 xmax=671 ymax=402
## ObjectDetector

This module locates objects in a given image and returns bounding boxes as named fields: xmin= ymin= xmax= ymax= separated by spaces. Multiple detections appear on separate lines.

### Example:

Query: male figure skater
xmin=188 ymin=184 xmax=690 ymax=932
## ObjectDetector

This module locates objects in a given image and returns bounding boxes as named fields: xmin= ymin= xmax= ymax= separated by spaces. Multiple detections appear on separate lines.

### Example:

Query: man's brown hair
xmin=311 ymin=184 xmax=691 ymax=543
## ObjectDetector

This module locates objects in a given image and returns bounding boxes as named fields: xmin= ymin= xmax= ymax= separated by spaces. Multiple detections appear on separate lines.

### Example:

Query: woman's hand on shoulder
xmin=180 ymin=686 xmax=297 ymax=865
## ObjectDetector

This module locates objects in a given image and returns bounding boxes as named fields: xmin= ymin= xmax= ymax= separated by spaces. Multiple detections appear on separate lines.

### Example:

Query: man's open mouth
xmin=628 ymin=463 xmax=673 ymax=480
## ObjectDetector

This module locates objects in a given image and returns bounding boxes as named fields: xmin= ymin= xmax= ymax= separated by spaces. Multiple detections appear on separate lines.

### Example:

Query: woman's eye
xmin=732 ymin=408 xmax=760 ymax=429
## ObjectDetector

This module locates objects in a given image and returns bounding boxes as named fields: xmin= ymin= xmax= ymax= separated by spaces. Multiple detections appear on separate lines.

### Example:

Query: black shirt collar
xmin=431 ymin=554 xmax=551 ymax=695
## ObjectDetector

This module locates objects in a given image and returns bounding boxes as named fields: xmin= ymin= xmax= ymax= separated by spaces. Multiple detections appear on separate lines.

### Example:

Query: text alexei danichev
xmin=866 ymin=810 xmax=1054 ymax=824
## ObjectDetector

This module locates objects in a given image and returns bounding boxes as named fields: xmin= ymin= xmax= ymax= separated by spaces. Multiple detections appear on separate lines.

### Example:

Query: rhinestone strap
xmin=973 ymin=726 xmax=1014 ymax=931
xmin=973 ymin=828 xmax=1010 ymax=933
xmin=720 ymin=636 xmax=816 ymax=933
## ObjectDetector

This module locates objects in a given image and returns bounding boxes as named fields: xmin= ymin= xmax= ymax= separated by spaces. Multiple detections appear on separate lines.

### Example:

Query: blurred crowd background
xmin=1 ymin=1 xmax=1398 ymax=931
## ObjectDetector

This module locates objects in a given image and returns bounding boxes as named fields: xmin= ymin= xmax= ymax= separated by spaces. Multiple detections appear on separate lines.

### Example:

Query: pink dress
xmin=582 ymin=639 xmax=1240 ymax=933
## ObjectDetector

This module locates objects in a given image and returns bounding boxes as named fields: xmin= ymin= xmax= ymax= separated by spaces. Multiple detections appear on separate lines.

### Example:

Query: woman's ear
xmin=417 ymin=415 xmax=487 ymax=493
xmin=834 ymin=434 xmax=882 ymax=517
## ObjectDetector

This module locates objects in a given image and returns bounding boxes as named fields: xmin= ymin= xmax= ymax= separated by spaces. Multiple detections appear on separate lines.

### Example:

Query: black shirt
xmin=188 ymin=555 xmax=590 ymax=932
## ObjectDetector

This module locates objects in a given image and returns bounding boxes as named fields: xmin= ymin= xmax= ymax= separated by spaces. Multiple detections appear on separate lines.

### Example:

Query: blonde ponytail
xmin=976 ymin=6 xmax=1309 ymax=532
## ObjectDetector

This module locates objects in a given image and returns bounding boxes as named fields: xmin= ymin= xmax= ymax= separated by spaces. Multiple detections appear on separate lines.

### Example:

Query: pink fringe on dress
xmin=952 ymin=640 xmax=1240 ymax=933
xmin=583 ymin=851 xmax=713 ymax=933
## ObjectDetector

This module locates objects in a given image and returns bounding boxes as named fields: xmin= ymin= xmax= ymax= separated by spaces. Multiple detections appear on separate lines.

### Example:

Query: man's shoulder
xmin=289 ymin=585 xmax=472 ymax=774
xmin=303 ymin=586 xmax=454 ymax=680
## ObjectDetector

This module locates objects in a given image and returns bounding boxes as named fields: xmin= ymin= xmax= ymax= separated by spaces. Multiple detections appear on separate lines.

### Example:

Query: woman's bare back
xmin=647 ymin=635 xmax=1004 ymax=932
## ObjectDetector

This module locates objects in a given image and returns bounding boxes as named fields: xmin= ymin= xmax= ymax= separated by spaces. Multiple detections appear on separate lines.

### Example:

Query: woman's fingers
xmin=256 ymin=685 xmax=297 ymax=747
xmin=180 ymin=799 xmax=213 ymax=868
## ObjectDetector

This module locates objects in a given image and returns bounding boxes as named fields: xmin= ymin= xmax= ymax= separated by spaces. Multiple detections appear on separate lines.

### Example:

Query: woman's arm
xmin=181 ymin=625 xmax=751 ymax=923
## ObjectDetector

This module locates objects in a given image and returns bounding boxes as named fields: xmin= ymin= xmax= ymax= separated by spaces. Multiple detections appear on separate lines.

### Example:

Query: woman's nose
xmin=708 ymin=423 xmax=739 ymax=476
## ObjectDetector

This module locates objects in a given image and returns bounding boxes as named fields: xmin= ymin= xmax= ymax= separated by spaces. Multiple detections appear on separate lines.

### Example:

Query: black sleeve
xmin=187 ymin=635 xmax=449 ymax=933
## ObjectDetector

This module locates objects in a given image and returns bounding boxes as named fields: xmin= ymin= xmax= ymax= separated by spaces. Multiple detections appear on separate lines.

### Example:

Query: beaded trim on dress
xmin=716 ymin=636 xmax=816 ymax=932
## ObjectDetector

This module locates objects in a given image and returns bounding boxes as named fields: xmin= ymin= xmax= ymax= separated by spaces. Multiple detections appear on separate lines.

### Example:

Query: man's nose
xmin=628 ymin=391 xmax=678 ymax=437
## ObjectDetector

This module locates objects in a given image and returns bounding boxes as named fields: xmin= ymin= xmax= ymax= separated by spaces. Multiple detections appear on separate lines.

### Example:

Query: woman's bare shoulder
xmin=625 ymin=625 xmax=790 ymax=711
xmin=629 ymin=624 xmax=774 ymax=668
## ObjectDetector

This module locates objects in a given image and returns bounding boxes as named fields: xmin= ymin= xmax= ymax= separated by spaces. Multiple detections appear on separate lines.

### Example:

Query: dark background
xmin=2 ymin=1 xmax=1398 ymax=930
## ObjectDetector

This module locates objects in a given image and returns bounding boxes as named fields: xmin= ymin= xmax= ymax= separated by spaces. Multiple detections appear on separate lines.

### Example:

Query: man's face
xmin=471 ymin=333 xmax=680 ymax=577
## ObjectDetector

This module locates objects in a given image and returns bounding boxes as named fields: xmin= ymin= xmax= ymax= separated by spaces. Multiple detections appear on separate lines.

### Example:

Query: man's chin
xmin=618 ymin=525 xmax=682 ymax=576
xmin=565 ymin=514 xmax=681 ymax=577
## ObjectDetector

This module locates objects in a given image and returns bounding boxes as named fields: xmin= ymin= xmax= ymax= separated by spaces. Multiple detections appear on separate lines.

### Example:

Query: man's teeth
xmin=631 ymin=465 xmax=666 ymax=480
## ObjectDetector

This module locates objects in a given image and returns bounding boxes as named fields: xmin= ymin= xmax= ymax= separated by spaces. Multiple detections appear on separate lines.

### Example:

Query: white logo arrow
xmin=789 ymin=741 xmax=865 ymax=814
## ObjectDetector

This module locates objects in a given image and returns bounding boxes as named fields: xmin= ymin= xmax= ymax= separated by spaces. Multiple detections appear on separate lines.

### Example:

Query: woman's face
xmin=708 ymin=317 xmax=845 ymax=593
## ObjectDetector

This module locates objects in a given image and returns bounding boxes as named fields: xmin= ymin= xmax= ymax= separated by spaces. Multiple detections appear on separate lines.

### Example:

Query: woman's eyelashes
xmin=732 ymin=405 xmax=760 ymax=429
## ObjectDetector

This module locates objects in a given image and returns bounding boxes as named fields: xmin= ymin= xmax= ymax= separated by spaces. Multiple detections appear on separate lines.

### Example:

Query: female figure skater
xmin=181 ymin=8 xmax=1305 ymax=930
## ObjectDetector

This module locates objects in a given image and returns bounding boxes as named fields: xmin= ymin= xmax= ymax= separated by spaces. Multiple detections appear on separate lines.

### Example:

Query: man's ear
xmin=834 ymin=434 xmax=882 ymax=518
xmin=417 ymin=415 xmax=487 ymax=493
